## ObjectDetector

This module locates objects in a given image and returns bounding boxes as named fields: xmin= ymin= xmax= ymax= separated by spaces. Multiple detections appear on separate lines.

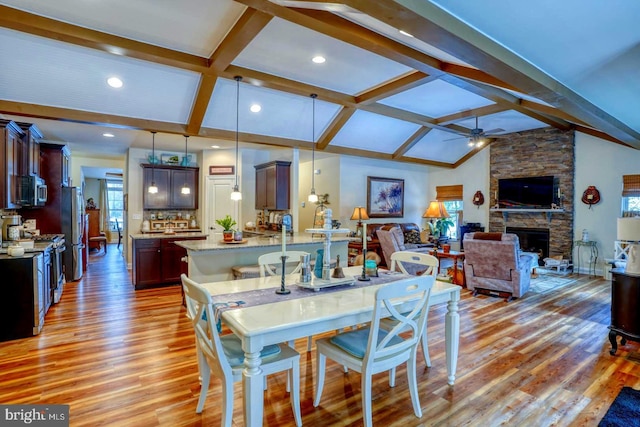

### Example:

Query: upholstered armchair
xmin=463 ymin=232 xmax=533 ymax=301
xmin=376 ymin=227 xmax=433 ymax=275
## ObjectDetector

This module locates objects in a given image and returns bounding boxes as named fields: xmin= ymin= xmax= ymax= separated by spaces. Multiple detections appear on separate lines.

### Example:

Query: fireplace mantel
xmin=490 ymin=208 xmax=565 ymax=222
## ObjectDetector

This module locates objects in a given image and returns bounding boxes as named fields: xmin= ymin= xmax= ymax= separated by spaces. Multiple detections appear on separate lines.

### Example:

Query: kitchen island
xmin=130 ymin=232 xmax=208 ymax=289
xmin=176 ymin=233 xmax=349 ymax=282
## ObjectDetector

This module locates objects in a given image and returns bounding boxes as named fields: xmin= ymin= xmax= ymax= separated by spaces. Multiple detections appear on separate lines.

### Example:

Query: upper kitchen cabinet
xmin=142 ymin=164 xmax=198 ymax=210
xmin=40 ymin=143 xmax=71 ymax=188
xmin=0 ymin=120 xmax=25 ymax=209
xmin=17 ymin=122 xmax=43 ymax=177
xmin=255 ymin=161 xmax=290 ymax=210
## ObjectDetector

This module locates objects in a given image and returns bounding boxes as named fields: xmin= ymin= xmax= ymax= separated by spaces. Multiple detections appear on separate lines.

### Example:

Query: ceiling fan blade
xmin=443 ymin=135 xmax=467 ymax=142
xmin=483 ymin=128 xmax=505 ymax=135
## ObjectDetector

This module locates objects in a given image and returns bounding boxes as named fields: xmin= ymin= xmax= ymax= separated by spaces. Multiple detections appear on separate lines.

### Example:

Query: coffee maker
xmin=2 ymin=214 xmax=22 ymax=243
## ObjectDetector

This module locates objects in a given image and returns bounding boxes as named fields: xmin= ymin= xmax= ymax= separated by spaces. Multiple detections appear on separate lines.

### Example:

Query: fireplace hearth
xmin=506 ymin=227 xmax=549 ymax=266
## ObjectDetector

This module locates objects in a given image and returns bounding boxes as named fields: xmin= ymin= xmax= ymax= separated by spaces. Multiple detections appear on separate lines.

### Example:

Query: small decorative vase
xmin=234 ymin=231 xmax=243 ymax=241
xmin=314 ymin=249 xmax=324 ymax=279
xmin=223 ymin=231 xmax=233 ymax=242
xmin=442 ymin=244 xmax=451 ymax=253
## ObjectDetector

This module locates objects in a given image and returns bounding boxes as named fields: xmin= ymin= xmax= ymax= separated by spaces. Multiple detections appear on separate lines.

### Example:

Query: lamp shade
xmin=350 ymin=207 xmax=369 ymax=221
xmin=618 ymin=217 xmax=640 ymax=241
xmin=422 ymin=201 xmax=450 ymax=219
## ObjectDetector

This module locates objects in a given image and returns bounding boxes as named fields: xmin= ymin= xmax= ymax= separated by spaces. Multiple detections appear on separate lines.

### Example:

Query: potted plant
xmin=216 ymin=215 xmax=237 ymax=242
xmin=429 ymin=217 xmax=455 ymax=243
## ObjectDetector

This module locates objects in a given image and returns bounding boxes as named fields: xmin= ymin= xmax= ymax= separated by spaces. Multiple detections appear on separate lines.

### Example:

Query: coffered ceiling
xmin=0 ymin=0 xmax=638 ymax=167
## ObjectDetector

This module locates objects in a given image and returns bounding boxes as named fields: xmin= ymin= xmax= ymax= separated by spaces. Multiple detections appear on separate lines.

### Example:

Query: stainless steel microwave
xmin=19 ymin=175 xmax=48 ymax=207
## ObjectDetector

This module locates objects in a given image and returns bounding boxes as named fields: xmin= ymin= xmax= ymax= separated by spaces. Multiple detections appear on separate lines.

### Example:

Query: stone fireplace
xmin=506 ymin=227 xmax=549 ymax=265
xmin=489 ymin=128 xmax=574 ymax=259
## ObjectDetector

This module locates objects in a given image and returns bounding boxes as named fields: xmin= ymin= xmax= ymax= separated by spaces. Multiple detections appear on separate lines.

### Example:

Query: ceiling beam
xmin=392 ymin=127 xmax=431 ymax=159
xmin=186 ymin=75 xmax=219 ymax=135
xmin=316 ymin=107 xmax=356 ymax=150
xmin=0 ymin=5 xmax=209 ymax=73
xmin=341 ymin=0 xmax=640 ymax=146
xmin=355 ymin=71 xmax=437 ymax=105
xmin=435 ymin=104 xmax=508 ymax=126
xmin=360 ymin=103 xmax=469 ymax=134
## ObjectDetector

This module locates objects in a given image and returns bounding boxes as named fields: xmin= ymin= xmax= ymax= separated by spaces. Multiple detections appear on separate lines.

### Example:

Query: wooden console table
xmin=609 ymin=269 xmax=640 ymax=355
xmin=431 ymin=249 xmax=465 ymax=286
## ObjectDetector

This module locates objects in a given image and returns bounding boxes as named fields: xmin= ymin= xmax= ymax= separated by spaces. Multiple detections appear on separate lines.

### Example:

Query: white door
xmin=205 ymin=177 xmax=238 ymax=240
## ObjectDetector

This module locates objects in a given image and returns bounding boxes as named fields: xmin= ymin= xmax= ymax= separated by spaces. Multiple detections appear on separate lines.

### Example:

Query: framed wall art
xmin=367 ymin=176 xmax=404 ymax=218
xmin=209 ymin=165 xmax=235 ymax=175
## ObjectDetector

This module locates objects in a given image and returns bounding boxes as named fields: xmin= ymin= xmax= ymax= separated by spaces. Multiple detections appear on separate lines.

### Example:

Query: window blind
xmin=622 ymin=174 xmax=640 ymax=197
xmin=436 ymin=185 xmax=463 ymax=201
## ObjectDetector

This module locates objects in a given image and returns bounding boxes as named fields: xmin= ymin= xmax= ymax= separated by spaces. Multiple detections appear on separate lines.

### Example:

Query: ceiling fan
xmin=445 ymin=116 xmax=505 ymax=147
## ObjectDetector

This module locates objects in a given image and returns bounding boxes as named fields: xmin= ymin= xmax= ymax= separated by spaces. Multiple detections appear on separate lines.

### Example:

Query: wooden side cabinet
xmin=132 ymin=236 xmax=206 ymax=290
xmin=609 ymin=269 xmax=640 ymax=355
xmin=347 ymin=240 xmax=382 ymax=267
xmin=254 ymin=161 xmax=290 ymax=210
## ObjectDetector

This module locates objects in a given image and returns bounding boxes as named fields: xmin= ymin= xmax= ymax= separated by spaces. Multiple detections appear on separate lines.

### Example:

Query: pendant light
xmin=181 ymin=135 xmax=191 ymax=195
xmin=230 ymin=76 xmax=242 ymax=201
xmin=308 ymin=93 xmax=318 ymax=203
xmin=147 ymin=131 xmax=158 ymax=194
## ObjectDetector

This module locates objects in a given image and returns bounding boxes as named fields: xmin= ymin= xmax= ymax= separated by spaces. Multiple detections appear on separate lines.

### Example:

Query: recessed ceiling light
xmin=399 ymin=30 xmax=414 ymax=38
xmin=312 ymin=56 xmax=326 ymax=64
xmin=250 ymin=104 xmax=261 ymax=113
xmin=103 ymin=133 xmax=115 ymax=138
xmin=107 ymin=77 xmax=123 ymax=88
xmin=211 ymin=145 xmax=220 ymax=149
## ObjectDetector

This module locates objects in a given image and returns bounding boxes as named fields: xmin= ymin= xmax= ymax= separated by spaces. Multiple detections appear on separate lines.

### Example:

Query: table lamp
xmin=422 ymin=200 xmax=450 ymax=242
xmin=617 ymin=217 xmax=640 ymax=274
xmin=350 ymin=206 xmax=369 ymax=238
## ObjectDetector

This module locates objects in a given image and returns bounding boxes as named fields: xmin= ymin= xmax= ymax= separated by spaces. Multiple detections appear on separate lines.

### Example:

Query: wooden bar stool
xmin=89 ymin=234 xmax=108 ymax=254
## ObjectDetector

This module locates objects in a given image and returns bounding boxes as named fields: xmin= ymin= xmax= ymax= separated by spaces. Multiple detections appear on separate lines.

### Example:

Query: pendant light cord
xmin=235 ymin=76 xmax=241 ymax=188
xmin=151 ymin=131 xmax=156 ymax=182
xmin=311 ymin=93 xmax=317 ymax=190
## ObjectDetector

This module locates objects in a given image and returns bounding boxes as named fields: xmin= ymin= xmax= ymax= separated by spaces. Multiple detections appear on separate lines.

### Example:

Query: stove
xmin=33 ymin=234 xmax=66 ymax=303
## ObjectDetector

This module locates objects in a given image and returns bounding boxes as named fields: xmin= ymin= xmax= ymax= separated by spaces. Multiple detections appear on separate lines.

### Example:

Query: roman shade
xmin=622 ymin=175 xmax=640 ymax=197
xmin=436 ymin=185 xmax=463 ymax=201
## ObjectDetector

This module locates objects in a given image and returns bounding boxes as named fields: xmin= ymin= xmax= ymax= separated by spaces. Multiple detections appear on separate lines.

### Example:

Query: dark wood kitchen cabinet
xmin=254 ymin=161 xmax=290 ymax=210
xmin=0 ymin=120 xmax=25 ymax=209
xmin=40 ymin=143 xmax=71 ymax=187
xmin=609 ymin=269 xmax=640 ymax=355
xmin=17 ymin=122 xmax=43 ymax=177
xmin=132 ymin=235 xmax=206 ymax=290
xmin=142 ymin=164 xmax=198 ymax=210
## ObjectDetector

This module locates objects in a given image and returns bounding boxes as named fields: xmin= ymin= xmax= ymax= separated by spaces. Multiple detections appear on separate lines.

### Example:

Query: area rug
xmin=529 ymin=271 xmax=579 ymax=294
xmin=599 ymin=387 xmax=640 ymax=427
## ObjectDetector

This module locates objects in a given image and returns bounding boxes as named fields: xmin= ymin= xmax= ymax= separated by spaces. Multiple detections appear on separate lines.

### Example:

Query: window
xmin=622 ymin=174 xmax=640 ymax=217
xmin=436 ymin=185 xmax=463 ymax=240
xmin=107 ymin=180 xmax=123 ymax=231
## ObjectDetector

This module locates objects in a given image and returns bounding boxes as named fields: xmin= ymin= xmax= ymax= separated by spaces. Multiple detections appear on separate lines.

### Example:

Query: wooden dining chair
xmin=383 ymin=251 xmax=439 ymax=368
xmin=313 ymin=276 xmax=435 ymax=427
xmin=258 ymin=251 xmax=314 ymax=351
xmin=180 ymin=274 xmax=302 ymax=427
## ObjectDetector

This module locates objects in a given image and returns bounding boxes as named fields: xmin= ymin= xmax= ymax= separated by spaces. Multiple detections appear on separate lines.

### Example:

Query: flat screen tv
xmin=498 ymin=176 xmax=555 ymax=209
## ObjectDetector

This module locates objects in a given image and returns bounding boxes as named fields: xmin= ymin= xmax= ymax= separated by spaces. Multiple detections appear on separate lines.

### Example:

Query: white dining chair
xmin=181 ymin=274 xmax=302 ymax=427
xmin=383 ymin=251 xmax=439 ymax=368
xmin=258 ymin=250 xmax=309 ymax=276
xmin=258 ymin=251 xmax=315 ymax=352
xmin=313 ymin=276 xmax=434 ymax=427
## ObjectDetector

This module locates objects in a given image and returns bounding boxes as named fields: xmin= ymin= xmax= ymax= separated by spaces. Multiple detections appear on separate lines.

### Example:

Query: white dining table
xmin=198 ymin=266 xmax=461 ymax=427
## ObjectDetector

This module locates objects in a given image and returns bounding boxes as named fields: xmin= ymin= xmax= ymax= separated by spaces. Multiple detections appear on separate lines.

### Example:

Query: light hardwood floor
xmin=1 ymin=246 xmax=639 ymax=426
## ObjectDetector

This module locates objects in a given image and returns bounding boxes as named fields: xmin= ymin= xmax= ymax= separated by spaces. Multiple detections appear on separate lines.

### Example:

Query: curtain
xmin=99 ymin=179 xmax=112 ymax=240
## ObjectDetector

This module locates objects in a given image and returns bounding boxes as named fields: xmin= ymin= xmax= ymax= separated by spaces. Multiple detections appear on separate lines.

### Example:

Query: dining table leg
xmin=243 ymin=350 xmax=264 ymax=427
xmin=445 ymin=294 xmax=460 ymax=386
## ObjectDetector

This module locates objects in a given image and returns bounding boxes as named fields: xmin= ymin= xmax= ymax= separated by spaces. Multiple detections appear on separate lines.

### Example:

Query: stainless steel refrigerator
xmin=61 ymin=187 xmax=84 ymax=281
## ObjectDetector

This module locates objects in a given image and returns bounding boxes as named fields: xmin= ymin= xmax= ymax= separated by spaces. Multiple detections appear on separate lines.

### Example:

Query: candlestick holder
xmin=276 ymin=255 xmax=291 ymax=294
xmin=357 ymin=248 xmax=370 ymax=281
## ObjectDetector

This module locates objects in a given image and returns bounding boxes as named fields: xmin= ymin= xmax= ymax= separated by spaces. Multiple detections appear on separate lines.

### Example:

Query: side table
xmin=574 ymin=240 xmax=598 ymax=277
xmin=431 ymin=249 xmax=466 ymax=286
xmin=609 ymin=269 xmax=640 ymax=355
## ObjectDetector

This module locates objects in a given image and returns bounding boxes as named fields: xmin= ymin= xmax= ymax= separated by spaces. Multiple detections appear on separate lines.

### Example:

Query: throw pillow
xmin=390 ymin=226 xmax=406 ymax=251
xmin=404 ymin=230 xmax=422 ymax=244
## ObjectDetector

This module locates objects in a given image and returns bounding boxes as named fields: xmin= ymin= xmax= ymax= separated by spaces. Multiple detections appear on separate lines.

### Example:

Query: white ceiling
xmin=0 ymin=0 xmax=638 ymax=170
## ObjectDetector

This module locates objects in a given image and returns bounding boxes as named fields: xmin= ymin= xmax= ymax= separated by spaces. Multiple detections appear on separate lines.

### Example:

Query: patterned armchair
xmin=376 ymin=227 xmax=433 ymax=275
xmin=463 ymin=232 xmax=533 ymax=301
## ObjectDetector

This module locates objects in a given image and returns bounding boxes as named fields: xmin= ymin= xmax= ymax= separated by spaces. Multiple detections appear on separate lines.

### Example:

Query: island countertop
xmin=175 ymin=233 xmax=349 ymax=252
xmin=177 ymin=233 xmax=350 ymax=282
xmin=130 ymin=232 xmax=209 ymax=240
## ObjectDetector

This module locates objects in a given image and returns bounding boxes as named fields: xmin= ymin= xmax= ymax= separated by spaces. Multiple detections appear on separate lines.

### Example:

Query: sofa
xmin=375 ymin=225 xmax=434 ymax=274
xmin=463 ymin=232 xmax=533 ymax=301
xmin=366 ymin=222 xmax=429 ymax=247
